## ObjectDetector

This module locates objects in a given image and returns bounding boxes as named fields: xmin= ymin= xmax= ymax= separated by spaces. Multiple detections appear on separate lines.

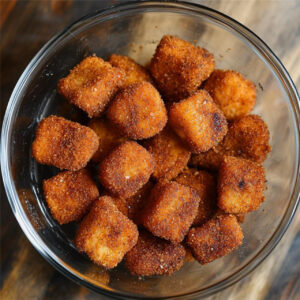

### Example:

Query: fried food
xmin=43 ymin=169 xmax=99 ymax=224
xmin=111 ymin=181 xmax=154 ymax=223
xmin=58 ymin=56 xmax=125 ymax=117
xmin=32 ymin=115 xmax=99 ymax=171
xmin=174 ymin=168 xmax=217 ymax=226
xmin=169 ymin=90 xmax=228 ymax=153
xmin=187 ymin=214 xmax=243 ymax=264
xmin=75 ymin=196 xmax=138 ymax=269
xmin=109 ymin=54 xmax=153 ymax=87
xmin=106 ymin=82 xmax=167 ymax=139
xmin=88 ymin=117 xmax=128 ymax=163
xmin=204 ymin=70 xmax=256 ymax=120
xmin=150 ymin=35 xmax=215 ymax=101
xmin=141 ymin=181 xmax=200 ymax=243
xmin=218 ymin=156 xmax=266 ymax=214
xmin=125 ymin=230 xmax=186 ymax=276
xmin=98 ymin=141 xmax=155 ymax=198
xmin=189 ymin=114 xmax=271 ymax=170
xmin=143 ymin=126 xmax=191 ymax=181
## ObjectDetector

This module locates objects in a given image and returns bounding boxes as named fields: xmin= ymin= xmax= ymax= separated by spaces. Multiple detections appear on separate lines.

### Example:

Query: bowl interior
xmin=3 ymin=2 xmax=299 ymax=299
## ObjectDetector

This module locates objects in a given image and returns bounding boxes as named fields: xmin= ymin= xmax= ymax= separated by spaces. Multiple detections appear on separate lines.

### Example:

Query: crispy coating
xmin=58 ymin=56 xmax=125 ymax=118
xmin=75 ymin=196 xmax=138 ymax=269
xmin=98 ymin=141 xmax=155 ymax=198
xmin=184 ymin=247 xmax=195 ymax=262
xmin=141 ymin=181 xmax=200 ymax=243
xmin=169 ymin=90 xmax=228 ymax=153
xmin=43 ymin=169 xmax=99 ymax=224
xmin=218 ymin=156 xmax=266 ymax=214
xmin=189 ymin=114 xmax=271 ymax=170
xmin=111 ymin=181 xmax=154 ymax=223
xmin=32 ymin=115 xmax=99 ymax=171
xmin=150 ymin=35 xmax=215 ymax=101
xmin=204 ymin=70 xmax=256 ymax=120
xmin=88 ymin=118 xmax=128 ymax=163
xmin=106 ymin=82 xmax=167 ymax=139
xmin=109 ymin=54 xmax=153 ymax=87
xmin=187 ymin=214 xmax=243 ymax=264
xmin=143 ymin=126 xmax=191 ymax=181
xmin=125 ymin=230 xmax=186 ymax=276
xmin=174 ymin=168 xmax=217 ymax=226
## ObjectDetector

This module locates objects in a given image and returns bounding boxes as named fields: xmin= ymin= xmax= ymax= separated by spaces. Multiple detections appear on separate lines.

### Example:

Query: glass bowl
xmin=1 ymin=1 xmax=300 ymax=299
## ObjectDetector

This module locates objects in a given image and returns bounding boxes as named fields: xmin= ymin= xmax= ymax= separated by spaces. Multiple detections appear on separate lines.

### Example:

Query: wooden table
xmin=1 ymin=1 xmax=299 ymax=299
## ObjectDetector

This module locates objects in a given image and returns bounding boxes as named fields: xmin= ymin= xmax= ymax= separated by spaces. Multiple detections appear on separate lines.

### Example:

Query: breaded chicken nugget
xmin=32 ymin=115 xmax=98 ymax=171
xmin=125 ymin=230 xmax=186 ymax=276
xmin=43 ymin=169 xmax=99 ymax=224
xmin=204 ymin=70 xmax=256 ymax=120
xmin=174 ymin=169 xmax=217 ymax=226
xmin=150 ymin=35 xmax=215 ymax=101
xmin=187 ymin=214 xmax=243 ymax=264
xmin=58 ymin=56 xmax=125 ymax=117
xmin=109 ymin=54 xmax=153 ymax=87
xmin=88 ymin=118 xmax=128 ymax=163
xmin=189 ymin=114 xmax=271 ymax=170
xmin=75 ymin=196 xmax=138 ymax=269
xmin=141 ymin=181 xmax=200 ymax=243
xmin=218 ymin=156 xmax=266 ymax=214
xmin=111 ymin=181 xmax=154 ymax=222
xmin=98 ymin=141 xmax=155 ymax=198
xmin=169 ymin=90 xmax=228 ymax=153
xmin=106 ymin=82 xmax=167 ymax=139
xmin=143 ymin=126 xmax=191 ymax=181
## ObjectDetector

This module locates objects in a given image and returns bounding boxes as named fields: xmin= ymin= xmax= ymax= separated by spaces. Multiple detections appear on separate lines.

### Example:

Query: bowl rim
xmin=1 ymin=1 xmax=300 ymax=299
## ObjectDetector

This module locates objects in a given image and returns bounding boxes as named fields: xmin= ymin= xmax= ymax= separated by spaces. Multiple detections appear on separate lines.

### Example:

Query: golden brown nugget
xmin=32 ymin=115 xmax=99 ymax=171
xmin=189 ymin=114 xmax=271 ymax=170
xmin=218 ymin=156 xmax=266 ymax=214
xmin=174 ymin=169 xmax=217 ymax=226
xmin=187 ymin=214 xmax=243 ymax=264
xmin=98 ymin=141 xmax=155 ymax=198
xmin=169 ymin=90 xmax=228 ymax=153
xmin=58 ymin=56 xmax=125 ymax=117
xmin=125 ymin=230 xmax=186 ymax=276
xmin=43 ymin=169 xmax=99 ymax=224
xmin=109 ymin=54 xmax=153 ymax=87
xmin=150 ymin=35 xmax=215 ymax=101
xmin=141 ymin=181 xmax=200 ymax=243
xmin=214 ymin=208 xmax=246 ymax=224
xmin=106 ymin=82 xmax=167 ymax=139
xmin=204 ymin=70 xmax=256 ymax=120
xmin=184 ymin=246 xmax=195 ymax=262
xmin=143 ymin=126 xmax=191 ymax=181
xmin=88 ymin=118 xmax=128 ymax=163
xmin=75 ymin=196 xmax=138 ymax=269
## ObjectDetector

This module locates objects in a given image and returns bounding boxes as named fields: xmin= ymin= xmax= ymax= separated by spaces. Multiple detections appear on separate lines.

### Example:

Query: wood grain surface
xmin=0 ymin=1 xmax=299 ymax=299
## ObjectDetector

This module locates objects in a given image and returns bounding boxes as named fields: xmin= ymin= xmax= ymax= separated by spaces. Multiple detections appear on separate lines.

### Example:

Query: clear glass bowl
xmin=1 ymin=1 xmax=300 ymax=299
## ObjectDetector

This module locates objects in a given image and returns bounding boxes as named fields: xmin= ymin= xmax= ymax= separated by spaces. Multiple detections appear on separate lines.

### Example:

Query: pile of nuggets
xmin=32 ymin=35 xmax=271 ymax=276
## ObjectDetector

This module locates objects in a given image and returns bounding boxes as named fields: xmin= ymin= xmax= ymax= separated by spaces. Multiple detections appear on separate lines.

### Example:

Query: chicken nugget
xmin=187 ymin=214 xmax=243 ymax=264
xmin=218 ymin=156 xmax=266 ymax=214
xmin=58 ymin=56 xmax=125 ymax=117
xmin=98 ymin=141 xmax=154 ymax=198
xmin=169 ymin=90 xmax=228 ymax=153
xmin=125 ymin=230 xmax=185 ymax=276
xmin=150 ymin=35 xmax=215 ymax=101
xmin=32 ymin=115 xmax=99 ymax=171
xmin=204 ymin=70 xmax=256 ymax=120
xmin=75 ymin=196 xmax=138 ymax=269
xmin=43 ymin=169 xmax=99 ymax=224
xmin=174 ymin=168 xmax=217 ymax=226
xmin=109 ymin=54 xmax=153 ymax=87
xmin=189 ymin=114 xmax=271 ymax=170
xmin=106 ymin=82 xmax=167 ymax=139
xmin=143 ymin=126 xmax=191 ymax=181
xmin=88 ymin=118 xmax=128 ymax=163
xmin=141 ymin=181 xmax=200 ymax=243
